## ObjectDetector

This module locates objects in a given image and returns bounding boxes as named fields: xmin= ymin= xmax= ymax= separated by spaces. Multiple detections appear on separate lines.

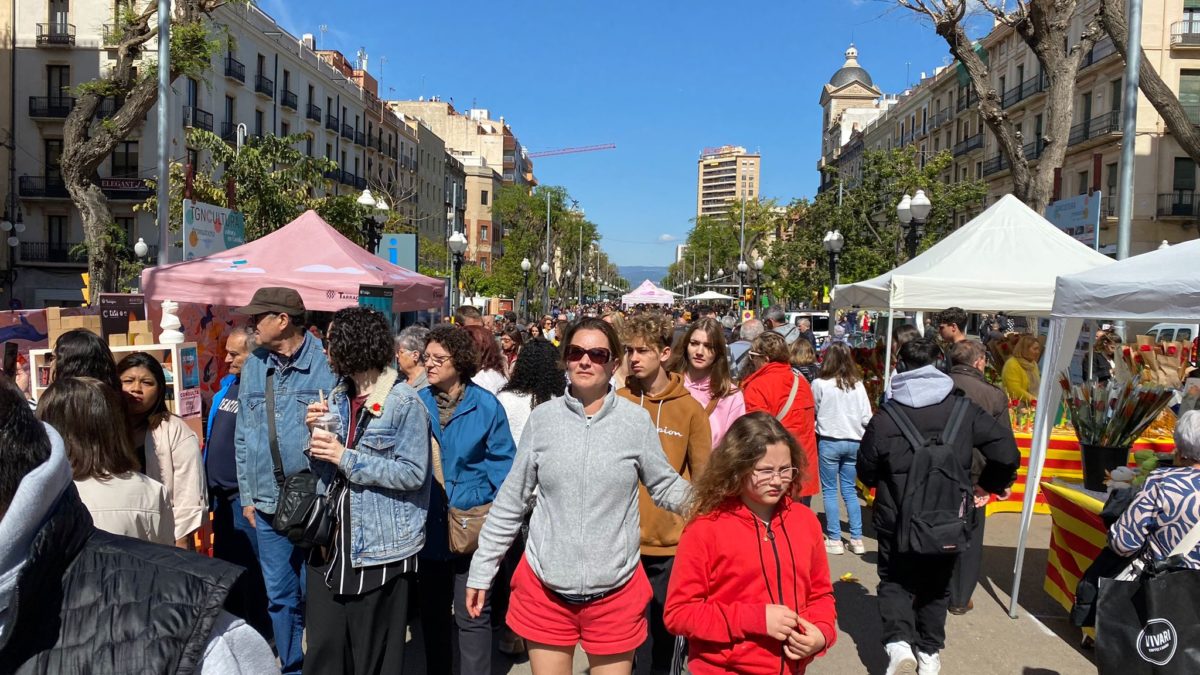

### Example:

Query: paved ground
xmin=403 ymin=504 xmax=1096 ymax=674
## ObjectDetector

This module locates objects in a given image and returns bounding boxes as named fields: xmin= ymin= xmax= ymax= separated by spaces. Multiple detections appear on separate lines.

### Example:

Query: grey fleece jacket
xmin=468 ymin=388 xmax=692 ymax=595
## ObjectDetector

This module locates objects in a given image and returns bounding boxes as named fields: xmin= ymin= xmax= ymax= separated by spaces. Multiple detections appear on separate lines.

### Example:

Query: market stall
xmin=1011 ymin=237 xmax=1200 ymax=616
xmin=141 ymin=209 xmax=445 ymax=312
xmin=621 ymin=279 xmax=676 ymax=307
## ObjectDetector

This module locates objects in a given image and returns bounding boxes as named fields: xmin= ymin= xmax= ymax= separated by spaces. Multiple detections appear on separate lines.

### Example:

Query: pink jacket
xmin=683 ymin=373 xmax=746 ymax=448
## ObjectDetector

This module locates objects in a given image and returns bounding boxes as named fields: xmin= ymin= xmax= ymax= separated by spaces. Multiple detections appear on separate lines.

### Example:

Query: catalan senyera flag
xmin=1041 ymin=480 xmax=1106 ymax=616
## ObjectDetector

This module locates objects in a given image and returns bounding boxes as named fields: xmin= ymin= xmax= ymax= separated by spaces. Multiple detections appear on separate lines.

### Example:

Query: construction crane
xmin=527 ymin=143 xmax=616 ymax=159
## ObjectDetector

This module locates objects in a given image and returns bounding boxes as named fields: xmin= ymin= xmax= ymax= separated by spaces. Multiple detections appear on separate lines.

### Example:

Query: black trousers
xmin=634 ymin=555 xmax=675 ymax=675
xmin=210 ymin=490 xmax=271 ymax=638
xmin=302 ymin=569 xmax=413 ymax=675
xmin=949 ymin=508 xmax=987 ymax=608
xmin=416 ymin=555 xmax=493 ymax=675
xmin=876 ymin=536 xmax=956 ymax=654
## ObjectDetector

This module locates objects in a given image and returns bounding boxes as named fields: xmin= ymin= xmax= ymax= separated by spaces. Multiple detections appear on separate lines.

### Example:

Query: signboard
xmin=180 ymin=346 xmax=200 ymax=389
xmin=1045 ymin=191 xmax=1102 ymax=248
xmin=182 ymin=199 xmax=246 ymax=260
xmin=180 ymin=389 xmax=202 ymax=418
xmin=358 ymin=284 xmax=395 ymax=325
xmin=99 ymin=177 xmax=147 ymax=190
xmin=377 ymin=233 xmax=417 ymax=270
xmin=97 ymin=293 xmax=146 ymax=338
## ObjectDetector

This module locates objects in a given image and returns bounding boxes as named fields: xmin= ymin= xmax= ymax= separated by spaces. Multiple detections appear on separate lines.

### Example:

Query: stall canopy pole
xmin=882 ymin=298 xmax=896 ymax=394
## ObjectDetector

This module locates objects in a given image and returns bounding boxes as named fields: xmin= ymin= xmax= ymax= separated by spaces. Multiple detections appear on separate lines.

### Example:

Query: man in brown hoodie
xmin=618 ymin=312 xmax=712 ymax=675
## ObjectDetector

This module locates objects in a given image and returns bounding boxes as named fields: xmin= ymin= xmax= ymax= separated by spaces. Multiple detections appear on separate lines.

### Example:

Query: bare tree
xmin=897 ymin=0 xmax=1104 ymax=212
xmin=1097 ymin=0 xmax=1200 ymax=165
xmin=60 ymin=1 xmax=227 ymax=303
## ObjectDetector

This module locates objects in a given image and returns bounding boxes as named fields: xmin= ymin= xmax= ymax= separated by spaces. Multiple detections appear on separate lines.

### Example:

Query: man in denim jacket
xmin=234 ymin=287 xmax=337 ymax=674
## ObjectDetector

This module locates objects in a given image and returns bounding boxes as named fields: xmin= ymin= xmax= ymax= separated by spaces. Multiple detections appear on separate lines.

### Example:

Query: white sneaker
xmin=849 ymin=538 xmax=867 ymax=555
xmin=885 ymin=641 xmax=917 ymax=675
xmin=917 ymin=651 xmax=941 ymax=675
xmin=825 ymin=538 xmax=845 ymax=555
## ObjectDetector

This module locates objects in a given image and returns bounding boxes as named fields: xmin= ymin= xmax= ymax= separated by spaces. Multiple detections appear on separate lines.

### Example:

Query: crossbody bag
xmin=430 ymin=436 xmax=491 ymax=555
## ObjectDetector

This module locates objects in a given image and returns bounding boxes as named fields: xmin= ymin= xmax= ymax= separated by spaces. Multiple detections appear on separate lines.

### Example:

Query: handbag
xmin=1095 ymin=519 xmax=1200 ymax=673
xmin=430 ymin=437 xmax=491 ymax=555
xmin=264 ymin=368 xmax=322 ymax=544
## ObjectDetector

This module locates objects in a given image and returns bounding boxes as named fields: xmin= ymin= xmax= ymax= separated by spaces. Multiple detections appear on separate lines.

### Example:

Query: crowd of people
xmin=46 ymin=289 xmax=1200 ymax=674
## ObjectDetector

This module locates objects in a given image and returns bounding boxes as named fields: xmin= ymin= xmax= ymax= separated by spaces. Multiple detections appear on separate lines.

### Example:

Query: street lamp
xmin=447 ymin=231 xmax=468 ymax=310
xmin=520 ymin=257 xmax=531 ymax=320
xmin=1 ymin=208 xmax=24 ymax=299
xmin=896 ymin=189 xmax=931 ymax=259
xmin=358 ymin=188 xmax=388 ymax=253
xmin=753 ymin=257 xmax=765 ymax=309
xmin=822 ymin=230 xmax=845 ymax=305
xmin=133 ymin=237 xmax=150 ymax=259
xmin=540 ymin=260 xmax=550 ymax=315
xmin=737 ymin=260 xmax=748 ymax=305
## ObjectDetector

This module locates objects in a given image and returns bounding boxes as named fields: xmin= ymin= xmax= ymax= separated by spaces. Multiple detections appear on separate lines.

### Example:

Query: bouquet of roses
xmin=1059 ymin=373 xmax=1175 ymax=448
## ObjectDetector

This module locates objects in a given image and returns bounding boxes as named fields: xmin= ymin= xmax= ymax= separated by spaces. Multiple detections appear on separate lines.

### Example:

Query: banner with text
xmin=182 ymin=199 xmax=246 ymax=260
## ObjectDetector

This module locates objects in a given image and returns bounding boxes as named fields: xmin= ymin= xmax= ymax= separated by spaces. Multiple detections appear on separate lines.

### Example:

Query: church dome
xmin=828 ymin=44 xmax=874 ymax=89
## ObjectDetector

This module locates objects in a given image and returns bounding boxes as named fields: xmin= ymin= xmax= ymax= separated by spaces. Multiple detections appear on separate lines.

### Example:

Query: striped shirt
xmin=1110 ymin=467 xmax=1200 ymax=569
xmin=317 ymin=393 xmax=417 ymax=594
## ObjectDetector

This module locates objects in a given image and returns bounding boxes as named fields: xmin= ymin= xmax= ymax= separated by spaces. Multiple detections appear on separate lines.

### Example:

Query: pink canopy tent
xmin=142 ymin=210 xmax=444 ymax=311
xmin=621 ymin=279 xmax=676 ymax=307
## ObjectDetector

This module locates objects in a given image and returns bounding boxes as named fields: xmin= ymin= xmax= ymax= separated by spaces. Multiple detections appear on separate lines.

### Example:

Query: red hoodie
xmin=664 ymin=497 xmax=836 ymax=675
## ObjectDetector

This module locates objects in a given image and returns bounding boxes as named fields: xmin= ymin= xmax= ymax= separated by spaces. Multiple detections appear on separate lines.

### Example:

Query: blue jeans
xmin=254 ymin=510 xmax=307 ymax=674
xmin=818 ymin=438 xmax=863 ymax=540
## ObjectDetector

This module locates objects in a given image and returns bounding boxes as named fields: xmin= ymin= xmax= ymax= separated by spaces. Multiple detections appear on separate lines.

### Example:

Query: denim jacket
xmin=312 ymin=367 xmax=432 ymax=566
xmin=235 ymin=331 xmax=338 ymax=513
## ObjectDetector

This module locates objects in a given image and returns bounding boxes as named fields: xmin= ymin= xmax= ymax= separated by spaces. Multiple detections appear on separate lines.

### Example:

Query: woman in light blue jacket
xmin=304 ymin=307 xmax=431 ymax=675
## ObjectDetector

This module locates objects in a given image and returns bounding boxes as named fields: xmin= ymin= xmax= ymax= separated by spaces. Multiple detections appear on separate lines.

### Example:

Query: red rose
xmin=371 ymin=403 xmax=382 ymax=412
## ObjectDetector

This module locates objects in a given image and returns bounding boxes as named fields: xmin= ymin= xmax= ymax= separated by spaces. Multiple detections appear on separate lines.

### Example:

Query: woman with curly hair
xmin=500 ymin=328 xmax=523 ymax=378
xmin=497 ymin=338 xmax=565 ymax=444
xmin=664 ymin=412 xmax=836 ymax=674
xmin=466 ymin=324 xmax=508 ymax=394
xmin=301 ymin=307 xmax=431 ymax=673
xmin=117 ymin=352 xmax=205 ymax=548
xmin=667 ymin=317 xmax=746 ymax=447
xmin=417 ymin=324 xmax=518 ymax=675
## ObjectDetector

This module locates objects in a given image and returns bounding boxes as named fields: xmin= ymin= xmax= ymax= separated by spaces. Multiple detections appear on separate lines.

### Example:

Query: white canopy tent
xmin=686 ymin=290 xmax=736 ymax=301
xmin=832 ymin=194 xmax=1114 ymax=380
xmin=1009 ymin=238 xmax=1200 ymax=617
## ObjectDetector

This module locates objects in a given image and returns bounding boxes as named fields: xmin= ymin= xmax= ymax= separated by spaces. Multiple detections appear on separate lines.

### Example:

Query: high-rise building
xmin=696 ymin=145 xmax=760 ymax=219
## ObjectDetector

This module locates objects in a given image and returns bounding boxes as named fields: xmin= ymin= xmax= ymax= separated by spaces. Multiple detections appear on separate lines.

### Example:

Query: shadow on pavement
xmin=832 ymin=580 xmax=888 ymax=675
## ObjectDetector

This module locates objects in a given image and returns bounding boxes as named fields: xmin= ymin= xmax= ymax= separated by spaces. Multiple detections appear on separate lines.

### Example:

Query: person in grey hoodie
xmin=465 ymin=317 xmax=692 ymax=674
xmin=858 ymin=338 xmax=1018 ymax=675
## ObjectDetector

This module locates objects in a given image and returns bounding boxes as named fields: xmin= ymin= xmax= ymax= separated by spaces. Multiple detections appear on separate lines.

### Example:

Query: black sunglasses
xmin=565 ymin=346 xmax=612 ymax=365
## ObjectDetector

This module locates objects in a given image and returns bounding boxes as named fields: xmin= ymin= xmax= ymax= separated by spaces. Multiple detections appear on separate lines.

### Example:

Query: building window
xmin=115 ymin=216 xmax=135 ymax=245
xmin=111 ymin=141 xmax=138 ymax=178
xmin=480 ymin=225 xmax=488 ymax=241
xmin=306 ymin=137 xmax=313 ymax=156
xmin=47 ymin=215 xmax=67 ymax=246
xmin=254 ymin=109 xmax=264 ymax=136
xmin=186 ymin=77 xmax=198 ymax=108
xmin=480 ymin=259 xmax=488 ymax=272
xmin=1078 ymin=170 xmax=1090 ymax=195
xmin=480 ymin=189 xmax=489 ymax=206
xmin=224 ymin=95 xmax=235 ymax=124
xmin=282 ymin=69 xmax=290 ymax=92
xmin=44 ymin=139 xmax=63 ymax=180
xmin=1174 ymin=157 xmax=1196 ymax=194
xmin=47 ymin=64 xmax=69 ymax=100
xmin=256 ymin=53 xmax=265 ymax=76
xmin=1110 ymin=79 xmax=1122 ymax=113
xmin=326 ymin=143 xmax=333 ymax=160
xmin=281 ymin=121 xmax=290 ymax=137
xmin=187 ymin=148 xmax=199 ymax=169
xmin=1106 ymin=161 xmax=1118 ymax=197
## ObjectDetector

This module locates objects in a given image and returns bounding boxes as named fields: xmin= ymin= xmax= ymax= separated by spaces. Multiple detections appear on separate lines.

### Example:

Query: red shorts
xmin=506 ymin=555 xmax=653 ymax=655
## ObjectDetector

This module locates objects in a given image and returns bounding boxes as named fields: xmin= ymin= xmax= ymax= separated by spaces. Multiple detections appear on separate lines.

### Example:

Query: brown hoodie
xmin=618 ymin=372 xmax=712 ymax=555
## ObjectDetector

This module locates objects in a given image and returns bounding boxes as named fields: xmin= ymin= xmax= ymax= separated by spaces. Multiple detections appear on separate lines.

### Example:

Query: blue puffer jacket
xmin=419 ymin=382 xmax=517 ymax=560
xmin=312 ymin=367 xmax=432 ymax=566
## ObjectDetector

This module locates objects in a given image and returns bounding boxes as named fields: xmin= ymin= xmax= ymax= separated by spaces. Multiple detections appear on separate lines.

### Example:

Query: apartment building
xmin=821 ymin=1 xmax=1200 ymax=254
xmin=387 ymin=99 xmax=536 ymax=186
xmin=396 ymin=114 xmax=447 ymax=243
xmin=5 ymin=1 xmax=413 ymax=306
xmin=696 ymin=145 xmax=760 ymax=219
xmin=456 ymin=153 xmax=502 ymax=271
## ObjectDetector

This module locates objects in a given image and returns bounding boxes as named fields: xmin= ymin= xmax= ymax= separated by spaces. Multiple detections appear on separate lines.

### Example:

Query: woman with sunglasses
xmin=416 ymin=325 xmax=518 ymax=675
xmin=465 ymin=318 xmax=692 ymax=675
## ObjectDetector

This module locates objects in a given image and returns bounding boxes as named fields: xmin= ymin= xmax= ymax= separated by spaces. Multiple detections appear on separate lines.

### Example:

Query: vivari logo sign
xmin=1137 ymin=618 xmax=1177 ymax=666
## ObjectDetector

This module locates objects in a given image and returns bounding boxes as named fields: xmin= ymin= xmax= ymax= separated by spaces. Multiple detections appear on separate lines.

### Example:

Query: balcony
xmin=981 ymin=153 xmax=1010 ymax=177
xmin=36 ymin=23 xmax=75 ymax=46
xmin=1068 ymin=111 xmax=1120 ymax=147
xmin=325 ymin=113 xmax=339 ymax=132
xmin=29 ymin=96 xmax=74 ymax=119
xmin=182 ymin=105 xmax=214 ymax=132
xmin=1105 ymin=193 xmax=1119 ymax=218
xmin=1002 ymin=73 xmax=1047 ymax=109
xmin=355 ymin=130 xmax=366 ymax=146
xmin=220 ymin=121 xmax=238 ymax=143
xmin=956 ymin=90 xmax=979 ymax=112
xmin=280 ymin=89 xmax=297 ymax=110
xmin=101 ymin=177 xmax=152 ymax=201
xmin=1157 ymin=191 xmax=1199 ymax=218
xmin=93 ymin=96 xmax=126 ymax=120
xmin=1172 ymin=21 xmax=1200 ymax=47
xmin=1023 ymin=138 xmax=1045 ymax=161
xmin=952 ymin=132 xmax=984 ymax=157
xmin=354 ymin=175 xmax=366 ymax=190
xmin=18 ymin=175 xmax=69 ymax=199
xmin=306 ymin=103 xmax=321 ymax=123
xmin=224 ymin=56 xmax=245 ymax=83
xmin=341 ymin=123 xmax=354 ymax=140
xmin=20 ymin=241 xmax=81 ymax=264
xmin=254 ymin=74 xmax=274 ymax=98
xmin=1081 ymin=39 xmax=1117 ymax=70
xmin=930 ymin=107 xmax=953 ymax=130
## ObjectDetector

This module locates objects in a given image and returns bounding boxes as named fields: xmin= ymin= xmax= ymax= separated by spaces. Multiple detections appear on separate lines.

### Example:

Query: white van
xmin=1146 ymin=323 xmax=1199 ymax=344
xmin=784 ymin=311 xmax=830 ymax=341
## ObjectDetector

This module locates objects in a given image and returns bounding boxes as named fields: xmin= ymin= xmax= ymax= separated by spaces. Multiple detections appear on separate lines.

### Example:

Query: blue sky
xmin=262 ymin=0 xmax=976 ymax=266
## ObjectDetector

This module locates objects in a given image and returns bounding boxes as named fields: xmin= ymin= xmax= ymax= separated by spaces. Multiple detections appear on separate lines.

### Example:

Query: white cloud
xmin=658 ymin=234 xmax=678 ymax=242
xmin=295 ymin=264 xmax=366 ymax=275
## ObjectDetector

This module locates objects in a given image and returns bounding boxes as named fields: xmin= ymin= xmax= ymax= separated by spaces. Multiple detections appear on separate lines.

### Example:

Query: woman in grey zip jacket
xmin=466 ymin=317 xmax=693 ymax=674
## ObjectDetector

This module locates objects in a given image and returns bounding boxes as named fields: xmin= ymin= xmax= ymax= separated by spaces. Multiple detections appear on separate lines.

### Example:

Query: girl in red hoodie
xmin=665 ymin=412 xmax=837 ymax=674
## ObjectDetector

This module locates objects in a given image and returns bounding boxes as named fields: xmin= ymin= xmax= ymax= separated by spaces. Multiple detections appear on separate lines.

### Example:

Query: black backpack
xmin=882 ymin=397 xmax=973 ymax=556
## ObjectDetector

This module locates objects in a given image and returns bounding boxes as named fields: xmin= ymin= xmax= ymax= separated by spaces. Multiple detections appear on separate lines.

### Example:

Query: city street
xmin=401 ymin=506 xmax=1096 ymax=675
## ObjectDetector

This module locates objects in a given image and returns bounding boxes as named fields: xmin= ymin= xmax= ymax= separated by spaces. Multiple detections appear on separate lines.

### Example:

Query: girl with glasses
xmin=465 ymin=317 xmax=692 ymax=675
xmin=664 ymin=412 xmax=836 ymax=674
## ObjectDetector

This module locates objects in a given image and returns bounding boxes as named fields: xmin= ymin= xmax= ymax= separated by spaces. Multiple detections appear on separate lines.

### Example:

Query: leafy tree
xmin=63 ymin=1 xmax=233 ymax=303
xmin=664 ymin=198 xmax=782 ymax=291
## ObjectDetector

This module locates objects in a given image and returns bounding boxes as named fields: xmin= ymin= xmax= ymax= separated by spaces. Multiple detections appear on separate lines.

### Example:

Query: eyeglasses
xmin=752 ymin=467 xmax=799 ymax=483
xmin=564 ymin=346 xmax=612 ymax=365
xmin=423 ymin=353 xmax=450 ymax=367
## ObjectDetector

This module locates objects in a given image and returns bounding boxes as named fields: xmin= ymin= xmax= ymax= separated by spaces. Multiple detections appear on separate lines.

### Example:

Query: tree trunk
xmin=1099 ymin=0 xmax=1200 ymax=165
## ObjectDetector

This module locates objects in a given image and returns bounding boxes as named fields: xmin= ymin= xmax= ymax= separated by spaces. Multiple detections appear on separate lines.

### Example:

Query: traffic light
xmin=80 ymin=273 xmax=90 ymax=306
xmin=744 ymin=288 xmax=754 ymax=302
